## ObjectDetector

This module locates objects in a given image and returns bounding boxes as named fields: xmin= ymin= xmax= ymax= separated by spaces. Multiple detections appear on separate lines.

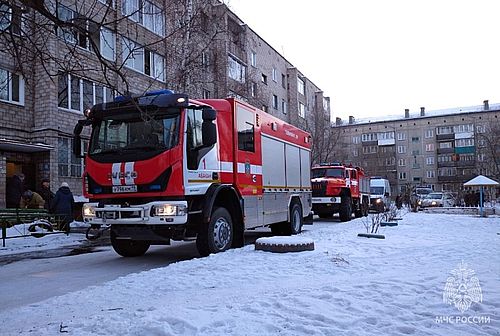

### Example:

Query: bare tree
xmin=476 ymin=118 xmax=500 ymax=181
xmin=0 ymin=0 xmax=225 ymax=98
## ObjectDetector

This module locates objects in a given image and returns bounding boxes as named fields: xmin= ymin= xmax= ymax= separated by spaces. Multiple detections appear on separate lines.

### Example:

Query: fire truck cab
xmin=311 ymin=163 xmax=370 ymax=221
xmin=73 ymin=90 xmax=312 ymax=257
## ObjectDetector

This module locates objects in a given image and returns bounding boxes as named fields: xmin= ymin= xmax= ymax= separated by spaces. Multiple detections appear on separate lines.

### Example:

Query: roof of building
xmin=335 ymin=102 xmax=500 ymax=126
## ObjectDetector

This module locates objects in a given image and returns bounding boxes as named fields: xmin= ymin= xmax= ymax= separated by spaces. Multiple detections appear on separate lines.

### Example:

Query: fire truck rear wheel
xmin=196 ymin=207 xmax=233 ymax=257
xmin=270 ymin=202 xmax=303 ymax=235
xmin=110 ymin=231 xmax=150 ymax=257
xmin=339 ymin=196 xmax=352 ymax=222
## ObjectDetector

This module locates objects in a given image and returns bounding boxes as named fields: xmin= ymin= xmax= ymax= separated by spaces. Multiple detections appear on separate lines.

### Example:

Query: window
xmin=425 ymin=143 xmax=434 ymax=151
xmin=0 ymin=3 xmax=23 ymax=35
xmin=426 ymin=156 xmax=434 ymax=165
xmin=353 ymin=149 xmax=359 ymax=157
xmin=122 ymin=0 xmax=164 ymax=36
xmin=438 ymin=167 xmax=457 ymax=177
xmin=455 ymin=138 xmax=474 ymax=147
xmin=397 ymin=132 xmax=406 ymax=141
xmin=352 ymin=136 xmax=360 ymax=144
xmin=281 ymin=74 xmax=286 ymax=88
xmin=261 ymin=105 xmax=268 ymax=112
xmin=437 ymin=126 xmax=453 ymax=135
xmin=438 ymin=154 xmax=452 ymax=163
xmin=411 ymin=136 xmax=420 ymax=142
xmin=398 ymin=158 xmax=406 ymax=166
xmin=272 ymin=68 xmax=277 ymax=82
xmin=453 ymin=124 xmax=474 ymax=133
xmin=399 ymin=172 xmax=407 ymax=180
xmin=377 ymin=131 xmax=395 ymax=140
xmin=122 ymin=38 xmax=165 ymax=81
xmin=58 ymin=73 xmax=113 ymax=111
xmin=362 ymin=133 xmax=377 ymax=142
xmin=250 ymin=51 xmax=256 ymax=67
xmin=281 ymin=99 xmax=287 ymax=114
xmin=397 ymin=145 xmax=406 ymax=154
xmin=237 ymin=108 xmax=254 ymax=152
xmin=477 ymin=153 xmax=485 ymax=162
xmin=0 ymin=68 xmax=24 ymax=105
xmin=201 ymin=51 xmax=210 ymax=67
xmin=100 ymin=28 xmax=116 ymax=60
xmin=386 ymin=157 xmax=395 ymax=166
xmin=297 ymin=77 xmax=305 ymax=95
xmin=298 ymin=102 xmax=305 ymax=118
xmin=476 ymin=125 xmax=485 ymax=133
xmin=412 ymin=150 xmax=420 ymax=155
xmin=362 ymin=146 xmax=377 ymax=154
xmin=202 ymin=89 xmax=210 ymax=99
xmin=261 ymin=73 xmax=267 ymax=84
xmin=272 ymin=95 xmax=278 ymax=109
xmin=425 ymin=129 xmax=434 ymax=138
xmin=58 ymin=137 xmax=84 ymax=177
xmin=250 ymin=82 xmax=257 ymax=97
xmin=439 ymin=142 xmax=453 ymax=149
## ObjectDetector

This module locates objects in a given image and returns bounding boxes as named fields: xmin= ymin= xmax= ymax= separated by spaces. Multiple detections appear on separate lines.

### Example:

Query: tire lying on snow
xmin=255 ymin=236 xmax=315 ymax=253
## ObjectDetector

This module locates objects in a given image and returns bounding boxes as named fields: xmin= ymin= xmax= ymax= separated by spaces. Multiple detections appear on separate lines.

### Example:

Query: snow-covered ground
xmin=0 ymin=222 xmax=89 ymax=256
xmin=0 ymin=212 xmax=499 ymax=335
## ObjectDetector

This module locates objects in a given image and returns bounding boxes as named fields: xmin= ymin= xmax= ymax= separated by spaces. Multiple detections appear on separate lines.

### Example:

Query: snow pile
xmin=255 ymin=236 xmax=314 ymax=245
xmin=1 ymin=213 xmax=498 ymax=335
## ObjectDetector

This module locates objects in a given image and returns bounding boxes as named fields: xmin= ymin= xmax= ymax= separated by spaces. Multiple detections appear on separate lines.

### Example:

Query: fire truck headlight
xmin=376 ymin=198 xmax=382 ymax=204
xmin=417 ymin=200 xmax=422 ymax=205
xmin=154 ymin=204 xmax=187 ymax=216
xmin=431 ymin=201 xmax=437 ymax=206
xmin=83 ymin=204 xmax=96 ymax=217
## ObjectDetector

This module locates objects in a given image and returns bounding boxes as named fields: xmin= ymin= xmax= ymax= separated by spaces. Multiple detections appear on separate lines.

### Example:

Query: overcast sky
xmin=226 ymin=0 xmax=500 ymax=119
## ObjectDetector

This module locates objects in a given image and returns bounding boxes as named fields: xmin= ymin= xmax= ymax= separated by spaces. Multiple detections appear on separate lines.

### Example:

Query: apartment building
xmin=0 ymin=0 xmax=330 ymax=207
xmin=333 ymin=101 xmax=500 ymax=196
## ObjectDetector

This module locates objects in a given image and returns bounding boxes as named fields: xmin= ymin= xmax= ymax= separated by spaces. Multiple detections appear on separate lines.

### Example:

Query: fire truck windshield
xmin=312 ymin=168 xmax=345 ymax=178
xmin=88 ymin=115 xmax=180 ymax=156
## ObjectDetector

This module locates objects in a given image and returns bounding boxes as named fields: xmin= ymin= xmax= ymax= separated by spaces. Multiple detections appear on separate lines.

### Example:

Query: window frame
xmin=0 ymin=68 xmax=24 ymax=105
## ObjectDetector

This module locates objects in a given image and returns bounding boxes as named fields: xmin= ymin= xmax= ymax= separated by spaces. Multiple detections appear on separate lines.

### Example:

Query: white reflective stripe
xmin=237 ymin=163 xmax=263 ymax=175
xmin=124 ymin=162 xmax=135 ymax=185
xmin=351 ymin=180 xmax=358 ymax=186
xmin=220 ymin=161 xmax=234 ymax=173
xmin=112 ymin=163 xmax=122 ymax=186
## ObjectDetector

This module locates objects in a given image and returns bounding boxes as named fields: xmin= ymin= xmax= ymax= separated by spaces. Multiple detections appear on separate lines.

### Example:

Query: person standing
xmin=38 ymin=178 xmax=55 ymax=211
xmin=51 ymin=182 xmax=74 ymax=233
xmin=6 ymin=173 xmax=25 ymax=208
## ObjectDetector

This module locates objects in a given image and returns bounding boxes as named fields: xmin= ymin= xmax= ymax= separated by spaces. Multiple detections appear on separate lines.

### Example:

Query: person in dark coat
xmin=50 ymin=182 xmax=74 ymax=233
xmin=6 ymin=173 xmax=25 ymax=208
xmin=38 ymin=178 xmax=55 ymax=211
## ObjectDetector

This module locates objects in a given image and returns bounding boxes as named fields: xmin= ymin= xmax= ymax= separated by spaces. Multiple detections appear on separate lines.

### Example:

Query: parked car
xmin=419 ymin=192 xmax=456 ymax=208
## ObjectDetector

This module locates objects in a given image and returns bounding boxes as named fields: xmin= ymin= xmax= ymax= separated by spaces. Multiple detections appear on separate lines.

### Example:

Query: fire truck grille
xmin=312 ymin=181 xmax=327 ymax=197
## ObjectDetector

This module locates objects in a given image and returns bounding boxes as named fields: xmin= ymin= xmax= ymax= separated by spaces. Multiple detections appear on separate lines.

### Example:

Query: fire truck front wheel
xmin=339 ymin=196 xmax=352 ymax=222
xmin=110 ymin=231 xmax=150 ymax=257
xmin=196 ymin=207 xmax=233 ymax=257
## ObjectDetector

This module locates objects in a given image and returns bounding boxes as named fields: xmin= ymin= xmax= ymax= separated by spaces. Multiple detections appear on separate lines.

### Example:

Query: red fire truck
xmin=311 ymin=163 xmax=370 ymax=221
xmin=73 ymin=90 xmax=312 ymax=257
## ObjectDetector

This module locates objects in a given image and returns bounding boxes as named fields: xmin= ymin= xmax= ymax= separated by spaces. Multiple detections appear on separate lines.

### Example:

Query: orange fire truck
xmin=73 ymin=90 xmax=312 ymax=257
xmin=311 ymin=163 xmax=370 ymax=221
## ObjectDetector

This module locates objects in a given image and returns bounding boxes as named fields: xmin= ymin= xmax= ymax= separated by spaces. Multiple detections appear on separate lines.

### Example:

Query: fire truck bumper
xmin=312 ymin=197 xmax=341 ymax=204
xmin=82 ymin=201 xmax=188 ymax=225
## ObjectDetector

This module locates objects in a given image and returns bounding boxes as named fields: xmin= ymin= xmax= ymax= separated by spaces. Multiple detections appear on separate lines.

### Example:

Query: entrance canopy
xmin=0 ymin=138 xmax=53 ymax=153
xmin=463 ymin=175 xmax=499 ymax=187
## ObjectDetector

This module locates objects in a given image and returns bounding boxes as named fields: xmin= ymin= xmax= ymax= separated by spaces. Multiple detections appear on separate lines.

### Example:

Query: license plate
xmin=112 ymin=185 xmax=137 ymax=193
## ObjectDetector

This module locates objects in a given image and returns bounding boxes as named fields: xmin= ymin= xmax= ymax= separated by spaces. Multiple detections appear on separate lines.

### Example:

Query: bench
xmin=0 ymin=208 xmax=65 ymax=245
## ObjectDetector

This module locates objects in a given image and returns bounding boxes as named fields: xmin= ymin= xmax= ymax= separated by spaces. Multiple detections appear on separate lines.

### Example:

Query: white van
xmin=369 ymin=177 xmax=391 ymax=212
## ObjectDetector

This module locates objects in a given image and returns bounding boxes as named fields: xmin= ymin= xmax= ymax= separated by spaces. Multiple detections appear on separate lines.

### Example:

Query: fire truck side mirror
xmin=202 ymin=108 xmax=216 ymax=121
xmin=73 ymin=120 xmax=91 ymax=158
xmin=202 ymin=121 xmax=217 ymax=147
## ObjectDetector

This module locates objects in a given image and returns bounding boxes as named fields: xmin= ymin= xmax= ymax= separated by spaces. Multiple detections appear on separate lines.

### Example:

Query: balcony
xmin=437 ymin=148 xmax=454 ymax=154
xmin=436 ymin=133 xmax=454 ymax=141
xmin=454 ymin=146 xmax=475 ymax=154
xmin=437 ymin=175 xmax=475 ymax=182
